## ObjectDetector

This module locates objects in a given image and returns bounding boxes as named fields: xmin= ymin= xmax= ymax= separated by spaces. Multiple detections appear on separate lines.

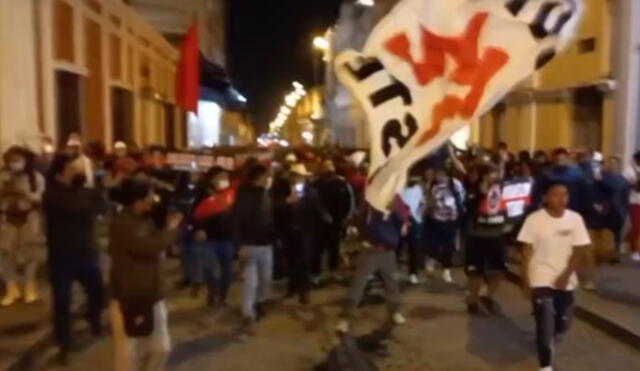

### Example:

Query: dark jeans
xmin=312 ymin=223 xmax=342 ymax=276
xmin=401 ymin=222 xmax=425 ymax=275
xmin=424 ymin=218 xmax=458 ymax=268
xmin=531 ymin=288 xmax=575 ymax=368
xmin=202 ymin=240 xmax=235 ymax=303
xmin=285 ymin=235 xmax=312 ymax=302
xmin=49 ymin=255 xmax=104 ymax=351
xmin=180 ymin=227 xmax=199 ymax=284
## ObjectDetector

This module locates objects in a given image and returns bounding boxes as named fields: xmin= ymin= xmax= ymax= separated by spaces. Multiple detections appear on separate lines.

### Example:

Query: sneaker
xmin=442 ymin=269 xmax=453 ymax=283
xmin=409 ymin=274 xmax=419 ymax=285
xmin=1 ymin=282 xmax=22 ymax=307
xmin=631 ymin=252 xmax=640 ymax=262
xmin=539 ymin=367 xmax=553 ymax=371
xmin=392 ymin=312 xmax=407 ymax=325
xmin=336 ymin=320 xmax=350 ymax=333
xmin=582 ymin=281 xmax=597 ymax=292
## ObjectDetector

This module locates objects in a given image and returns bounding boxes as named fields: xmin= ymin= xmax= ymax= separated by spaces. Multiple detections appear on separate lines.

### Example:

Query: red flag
xmin=176 ymin=23 xmax=200 ymax=113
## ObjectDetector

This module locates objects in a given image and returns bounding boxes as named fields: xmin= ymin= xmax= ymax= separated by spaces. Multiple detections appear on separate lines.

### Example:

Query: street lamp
xmin=313 ymin=36 xmax=329 ymax=51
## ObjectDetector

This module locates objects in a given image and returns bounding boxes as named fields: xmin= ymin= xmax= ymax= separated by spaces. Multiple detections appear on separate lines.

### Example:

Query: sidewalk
xmin=507 ymin=255 xmax=640 ymax=350
xmin=0 ymin=284 xmax=52 ymax=371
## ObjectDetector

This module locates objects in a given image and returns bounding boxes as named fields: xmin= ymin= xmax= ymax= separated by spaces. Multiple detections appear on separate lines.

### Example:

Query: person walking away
xmin=43 ymin=153 xmax=107 ymax=363
xmin=312 ymin=160 xmax=355 ymax=283
xmin=192 ymin=167 xmax=236 ymax=307
xmin=424 ymin=166 xmax=466 ymax=283
xmin=518 ymin=182 xmax=590 ymax=371
xmin=602 ymin=156 xmax=630 ymax=263
xmin=0 ymin=147 xmax=46 ymax=306
xmin=465 ymin=165 xmax=513 ymax=314
xmin=580 ymin=158 xmax=615 ymax=290
xmin=400 ymin=177 xmax=426 ymax=285
xmin=109 ymin=179 xmax=182 ymax=371
xmin=336 ymin=196 xmax=410 ymax=333
xmin=623 ymin=151 xmax=640 ymax=262
xmin=233 ymin=164 xmax=276 ymax=331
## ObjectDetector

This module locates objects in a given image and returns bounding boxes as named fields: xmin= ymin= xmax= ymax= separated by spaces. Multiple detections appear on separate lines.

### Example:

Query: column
xmin=0 ymin=0 xmax=40 ymax=151
xmin=612 ymin=0 xmax=640 ymax=163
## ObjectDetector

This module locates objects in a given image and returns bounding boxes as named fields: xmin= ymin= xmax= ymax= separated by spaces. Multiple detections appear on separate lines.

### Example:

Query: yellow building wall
xmin=503 ymin=103 xmax=535 ymax=152
xmin=536 ymin=0 xmax=611 ymax=89
xmin=535 ymin=100 xmax=573 ymax=151
xmin=602 ymin=95 xmax=615 ymax=156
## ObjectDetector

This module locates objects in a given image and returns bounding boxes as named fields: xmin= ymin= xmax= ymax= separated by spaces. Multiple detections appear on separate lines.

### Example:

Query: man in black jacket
xmin=44 ymin=153 xmax=107 ymax=363
xmin=233 ymin=164 xmax=276 ymax=326
xmin=312 ymin=160 xmax=355 ymax=282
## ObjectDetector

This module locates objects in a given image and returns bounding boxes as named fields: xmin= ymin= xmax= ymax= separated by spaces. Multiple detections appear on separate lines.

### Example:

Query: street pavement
xmin=31 ymin=270 xmax=640 ymax=371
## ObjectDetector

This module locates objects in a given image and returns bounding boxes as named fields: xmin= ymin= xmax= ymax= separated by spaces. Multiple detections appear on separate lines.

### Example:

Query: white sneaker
xmin=409 ymin=274 xmax=419 ymax=285
xmin=392 ymin=312 xmax=407 ymax=325
xmin=442 ymin=269 xmax=453 ymax=283
xmin=540 ymin=367 xmax=553 ymax=371
xmin=336 ymin=320 xmax=350 ymax=333
xmin=631 ymin=252 xmax=640 ymax=262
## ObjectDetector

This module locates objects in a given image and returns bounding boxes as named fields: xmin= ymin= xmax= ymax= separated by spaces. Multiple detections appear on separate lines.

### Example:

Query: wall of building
xmin=478 ymin=0 xmax=622 ymax=156
xmin=0 ymin=0 xmax=182 ymax=152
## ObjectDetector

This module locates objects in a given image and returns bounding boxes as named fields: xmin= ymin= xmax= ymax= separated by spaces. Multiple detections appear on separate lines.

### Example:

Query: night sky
xmin=227 ymin=0 xmax=344 ymax=132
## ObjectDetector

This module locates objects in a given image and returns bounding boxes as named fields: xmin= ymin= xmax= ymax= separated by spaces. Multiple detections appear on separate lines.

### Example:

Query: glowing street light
xmin=356 ymin=0 xmax=375 ymax=6
xmin=313 ymin=36 xmax=330 ymax=51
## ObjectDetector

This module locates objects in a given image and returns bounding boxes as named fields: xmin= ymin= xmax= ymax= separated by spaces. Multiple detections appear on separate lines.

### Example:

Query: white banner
xmin=336 ymin=0 xmax=583 ymax=212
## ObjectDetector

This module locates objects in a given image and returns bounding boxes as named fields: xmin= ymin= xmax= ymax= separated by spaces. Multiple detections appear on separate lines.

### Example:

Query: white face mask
xmin=216 ymin=179 xmax=230 ymax=190
xmin=265 ymin=177 xmax=273 ymax=189
xmin=9 ymin=161 xmax=25 ymax=173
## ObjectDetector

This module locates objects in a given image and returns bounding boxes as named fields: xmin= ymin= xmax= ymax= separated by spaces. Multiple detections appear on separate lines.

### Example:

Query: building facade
xmin=0 ymin=0 xmax=184 ymax=152
xmin=132 ymin=0 xmax=255 ymax=148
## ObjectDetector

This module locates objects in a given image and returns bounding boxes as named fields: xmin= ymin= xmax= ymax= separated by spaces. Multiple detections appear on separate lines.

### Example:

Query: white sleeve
xmin=517 ymin=214 xmax=535 ymax=245
xmin=624 ymin=167 xmax=637 ymax=183
xmin=572 ymin=214 xmax=591 ymax=247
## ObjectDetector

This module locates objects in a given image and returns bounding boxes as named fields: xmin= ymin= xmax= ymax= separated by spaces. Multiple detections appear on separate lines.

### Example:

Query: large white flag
xmin=336 ymin=0 xmax=583 ymax=212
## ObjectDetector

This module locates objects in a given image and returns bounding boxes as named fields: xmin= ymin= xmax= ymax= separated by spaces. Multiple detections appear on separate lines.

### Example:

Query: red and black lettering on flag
xmin=335 ymin=0 xmax=583 ymax=212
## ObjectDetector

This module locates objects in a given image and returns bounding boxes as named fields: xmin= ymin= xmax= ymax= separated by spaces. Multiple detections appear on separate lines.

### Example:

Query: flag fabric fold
xmin=335 ymin=0 xmax=583 ymax=212
xmin=177 ymin=23 xmax=200 ymax=113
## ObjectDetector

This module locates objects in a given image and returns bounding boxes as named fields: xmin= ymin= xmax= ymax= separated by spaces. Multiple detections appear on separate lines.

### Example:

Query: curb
xmin=505 ymin=267 xmax=640 ymax=351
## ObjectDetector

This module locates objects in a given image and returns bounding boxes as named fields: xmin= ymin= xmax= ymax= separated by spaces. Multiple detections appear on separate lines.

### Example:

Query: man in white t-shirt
xmin=518 ymin=182 xmax=591 ymax=371
xmin=623 ymin=151 xmax=640 ymax=262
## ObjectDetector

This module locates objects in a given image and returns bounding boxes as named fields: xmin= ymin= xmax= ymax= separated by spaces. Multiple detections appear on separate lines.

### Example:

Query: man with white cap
xmin=65 ymin=134 xmax=94 ymax=188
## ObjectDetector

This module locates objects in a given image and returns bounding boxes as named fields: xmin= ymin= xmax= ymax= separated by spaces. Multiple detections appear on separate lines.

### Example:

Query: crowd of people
xmin=0 ymin=135 xmax=639 ymax=371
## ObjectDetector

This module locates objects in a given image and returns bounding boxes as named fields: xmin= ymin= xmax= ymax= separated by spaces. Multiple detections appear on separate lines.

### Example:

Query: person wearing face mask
xmin=232 ymin=163 xmax=276 ymax=332
xmin=192 ymin=167 xmax=237 ymax=307
xmin=0 ymin=146 xmax=46 ymax=306
xmin=108 ymin=179 xmax=182 ymax=371
xmin=65 ymin=135 xmax=95 ymax=188
xmin=43 ymin=153 xmax=108 ymax=364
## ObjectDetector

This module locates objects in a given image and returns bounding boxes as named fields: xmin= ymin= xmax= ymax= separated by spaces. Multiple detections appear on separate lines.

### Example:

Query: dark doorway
xmin=573 ymin=87 xmax=603 ymax=150
xmin=111 ymin=87 xmax=133 ymax=143
xmin=55 ymin=70 xmax=83 ymax=143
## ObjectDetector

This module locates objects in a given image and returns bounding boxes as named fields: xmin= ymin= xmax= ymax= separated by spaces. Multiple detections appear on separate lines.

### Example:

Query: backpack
xmin=316 ymin=335 xmax=379 ymax=371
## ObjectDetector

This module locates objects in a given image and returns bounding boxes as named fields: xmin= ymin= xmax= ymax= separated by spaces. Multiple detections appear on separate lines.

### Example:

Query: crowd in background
xmin=0 ymin=135 xmax=639 ymax=370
